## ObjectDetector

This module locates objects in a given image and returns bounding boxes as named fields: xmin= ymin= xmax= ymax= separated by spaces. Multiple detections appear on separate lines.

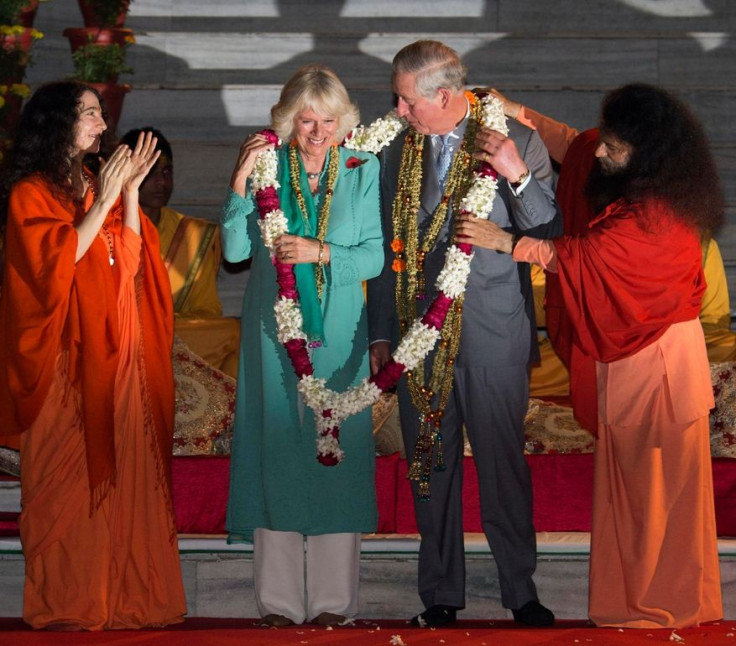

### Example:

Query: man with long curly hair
xmin=461 ymin=83 xmax=724 ymax=628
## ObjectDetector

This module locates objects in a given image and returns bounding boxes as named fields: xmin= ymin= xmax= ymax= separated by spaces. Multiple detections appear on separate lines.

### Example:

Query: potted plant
xmin=0 ymin=0 xmax=39 ymax=26
xmin=70 ymin=39 xmax=132 ymax=84
xmin=62 ymin=1 xmax=134 ymax=131
xmin=63 ymin=25 xmax=134 ymax=51
xmin=0 ymin=24 xmax=42 ymax=159
xmin=1 ymin=26 xmax=43 ymax=82
xmin=65 ymin=29 xmax=133 ymax=131
xmin=78 ymin=0 xmax=131 ymax=28
xmin=0 ymin=81 xmax=32 ymax=159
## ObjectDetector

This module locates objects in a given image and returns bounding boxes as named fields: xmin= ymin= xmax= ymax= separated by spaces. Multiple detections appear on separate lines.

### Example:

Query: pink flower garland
xmin=253 ymin=129 xmax=496 ymax=465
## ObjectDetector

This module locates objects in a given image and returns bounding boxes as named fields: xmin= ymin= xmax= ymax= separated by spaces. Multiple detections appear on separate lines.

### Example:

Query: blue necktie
xmin=436 ymin=134 xmax=454 ymax=189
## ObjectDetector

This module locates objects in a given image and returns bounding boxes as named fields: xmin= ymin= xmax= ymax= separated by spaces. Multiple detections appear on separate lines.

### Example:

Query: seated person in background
xmin=527 ymin=263 xmax=570 ymax=397
xmin=121 ymin=128 xmax=240 ymax=378
xmin=700 ymin=237 xmax=736 ymax=363
xmin=488 ymin=90 xmax=735 ymax=398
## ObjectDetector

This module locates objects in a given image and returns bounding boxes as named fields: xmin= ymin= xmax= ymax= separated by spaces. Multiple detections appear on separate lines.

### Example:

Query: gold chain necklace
xmin=288 ymin=143 xmax=339 ymax=299
xmin=391 ymin=96 xmax=481 ymax=498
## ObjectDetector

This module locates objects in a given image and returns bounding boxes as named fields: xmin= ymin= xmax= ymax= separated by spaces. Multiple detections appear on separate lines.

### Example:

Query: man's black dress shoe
xmin=410 ymin=605 xmax=458 ymax=627
xmin=512 ymin=600 xmax=555 ymax=626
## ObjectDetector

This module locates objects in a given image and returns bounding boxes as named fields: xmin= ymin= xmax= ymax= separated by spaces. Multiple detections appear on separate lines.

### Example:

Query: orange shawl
xmin=0 ymin=175 xmax=174 ymax=506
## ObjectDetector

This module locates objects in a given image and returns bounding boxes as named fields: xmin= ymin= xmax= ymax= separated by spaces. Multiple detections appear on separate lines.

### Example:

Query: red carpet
xmin=1 ymin=618 xmax=734 ymax=645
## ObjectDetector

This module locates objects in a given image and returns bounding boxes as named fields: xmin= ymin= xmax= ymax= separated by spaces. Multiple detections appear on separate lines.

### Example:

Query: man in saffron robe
xmin=121 ymin=128 xmax=240 ymax=378
xmin=463 ymin=83 xmax=723 ymax=628
xmin=490 ymin=91 xmax=735 ymax=398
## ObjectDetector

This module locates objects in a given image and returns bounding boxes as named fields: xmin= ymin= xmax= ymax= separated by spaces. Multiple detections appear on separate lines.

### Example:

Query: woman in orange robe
xmin=461 ymin=84 xmax=723 ymax=628
xmin=0 ymin=81 xmax=186 ymax=630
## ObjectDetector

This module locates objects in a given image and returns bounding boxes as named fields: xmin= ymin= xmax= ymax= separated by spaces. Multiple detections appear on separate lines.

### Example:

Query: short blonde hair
xmin=271 ymin=65 xmax=360 ymax=143
xmin=392 ymin=40 xmax=466 ymax=98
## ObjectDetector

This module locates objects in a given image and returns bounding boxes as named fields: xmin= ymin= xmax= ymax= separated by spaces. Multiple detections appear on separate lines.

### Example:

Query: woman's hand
xmin=230 ymin=133 xmax=275 ymax=197
xmin=455 ymin=213 xmax=515 ymax=253
xmin=123 ymin=130 xmax=161 ymax=193
xmin=97 ymin=144 xmax=132 ymax=206
xmin=274 ymin=234 xmax=329 ymax=265
xmin=75 ymin=146 xmax=132 ymax=262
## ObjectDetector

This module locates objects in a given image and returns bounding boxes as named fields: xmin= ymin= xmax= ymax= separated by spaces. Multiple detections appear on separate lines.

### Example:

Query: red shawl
xmin=545 ymin=128 xmax=599 ymax=374
xmin=552 ymin=198 xmax=705 ymax=432
xmin=0 ymin=175 xmax=174 ymax=506
xmin=556 ymin=128 xmax=599 ymax=236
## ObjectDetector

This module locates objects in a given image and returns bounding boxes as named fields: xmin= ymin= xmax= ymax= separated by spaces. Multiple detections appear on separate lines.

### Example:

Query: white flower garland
xmin=273 ymin=297 xmax=307 ymax=344
xmin=251 ymin=95 xmax=508 ymax=463
xmin=343 ymin=109 xmax=406 ymax=154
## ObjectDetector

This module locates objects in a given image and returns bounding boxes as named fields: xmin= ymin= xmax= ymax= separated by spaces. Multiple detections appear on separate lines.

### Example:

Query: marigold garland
xmin=251 ymin=92 xmax=508 ymax=471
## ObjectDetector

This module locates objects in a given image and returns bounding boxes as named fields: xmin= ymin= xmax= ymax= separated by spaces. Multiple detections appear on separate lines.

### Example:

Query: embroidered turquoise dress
xmin=221 ymin=146 xmax=383 ymax=541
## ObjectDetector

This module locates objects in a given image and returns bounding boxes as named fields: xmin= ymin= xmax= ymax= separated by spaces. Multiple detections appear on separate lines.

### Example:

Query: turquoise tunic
xmin=221 ymin=146 xmax=383 ymax=541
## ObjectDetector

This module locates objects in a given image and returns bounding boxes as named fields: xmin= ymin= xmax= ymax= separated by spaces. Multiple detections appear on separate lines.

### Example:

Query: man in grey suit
xmin=367 ymin=40 xmax=561 ymax=627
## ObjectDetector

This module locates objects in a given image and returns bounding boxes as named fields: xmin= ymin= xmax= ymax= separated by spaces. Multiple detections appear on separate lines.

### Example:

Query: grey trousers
xmin=397 ymin=363 xmax=539 ymax=610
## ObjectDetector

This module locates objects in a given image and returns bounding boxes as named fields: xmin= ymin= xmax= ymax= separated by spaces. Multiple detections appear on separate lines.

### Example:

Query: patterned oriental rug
xmin=0 ymin=618 xmax=734 ymax=645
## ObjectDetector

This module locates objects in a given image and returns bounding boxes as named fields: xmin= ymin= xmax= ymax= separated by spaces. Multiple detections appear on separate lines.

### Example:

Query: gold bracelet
xmin=317 ymin=240 xmax=325 ymax=265
xmin=510 ymin=167 xmax=530 ymax=188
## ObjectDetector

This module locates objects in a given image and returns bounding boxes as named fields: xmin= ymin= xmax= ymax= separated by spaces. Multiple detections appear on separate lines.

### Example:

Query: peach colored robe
xmin=516 ymin=237 xmax=722 ymax=628
xmin=590 ymin=319 xmax=721 ymax=628
xmin=19 ymin=228 xmax=186 ymax=630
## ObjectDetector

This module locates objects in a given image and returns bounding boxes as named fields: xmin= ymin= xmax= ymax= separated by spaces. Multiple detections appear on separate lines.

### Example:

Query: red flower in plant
xmin=346 ymin=156 xmax=366 ymax=169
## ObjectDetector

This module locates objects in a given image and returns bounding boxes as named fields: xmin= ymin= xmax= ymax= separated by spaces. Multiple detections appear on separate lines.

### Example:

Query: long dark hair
xmin=0 ymin=81 xmax=110 ymax=223
xmin=589 ymin=83 xmax=724 ymax=235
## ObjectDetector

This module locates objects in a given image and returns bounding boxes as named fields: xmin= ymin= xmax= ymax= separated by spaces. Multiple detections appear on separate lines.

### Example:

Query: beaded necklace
xmin=81 ymin=168 xmax=115 ymax=266
xmin=288 ymin=143 xmax=339 ymax=299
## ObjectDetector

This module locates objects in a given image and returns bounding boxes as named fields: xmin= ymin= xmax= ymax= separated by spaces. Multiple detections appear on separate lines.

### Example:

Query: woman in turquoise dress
xmin=220 ymin=65 xmax=383 ymax=627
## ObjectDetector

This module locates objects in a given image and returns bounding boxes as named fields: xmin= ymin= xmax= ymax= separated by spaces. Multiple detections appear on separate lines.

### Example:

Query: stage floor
xmin=2 ymin=533 xmax=735 ymax=621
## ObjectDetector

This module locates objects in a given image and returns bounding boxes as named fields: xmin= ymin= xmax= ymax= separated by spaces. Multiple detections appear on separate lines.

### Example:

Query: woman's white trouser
xmin=253 ymin=528 xmax=361 ymax=624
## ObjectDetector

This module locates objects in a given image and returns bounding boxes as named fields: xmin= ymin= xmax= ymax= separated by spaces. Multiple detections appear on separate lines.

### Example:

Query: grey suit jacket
xmin=367 ymin=119 xmax=562 ymax=369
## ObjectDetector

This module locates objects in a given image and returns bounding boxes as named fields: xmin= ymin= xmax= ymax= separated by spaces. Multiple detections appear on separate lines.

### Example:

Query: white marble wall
xmin=21 ymin=1 xmax=736 ymax=306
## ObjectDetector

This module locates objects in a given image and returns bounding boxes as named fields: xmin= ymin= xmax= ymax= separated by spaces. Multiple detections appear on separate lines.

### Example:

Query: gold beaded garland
xmin=392 ymin=93 xmax=483 ymax=498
